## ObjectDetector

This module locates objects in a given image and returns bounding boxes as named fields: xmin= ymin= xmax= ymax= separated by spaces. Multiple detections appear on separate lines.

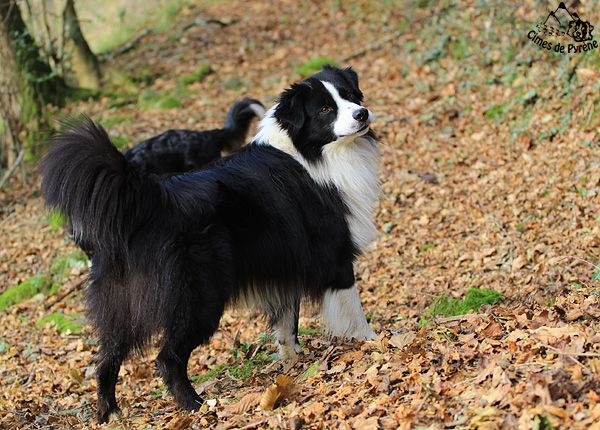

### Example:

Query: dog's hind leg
xmin=156 ymin=336 xmax=203 ymax=411
xmin=321 ymin=285 xmax=375 ymax=341
xmin=156 ymin=305 xmax=223 ymax=411
xmin=269 ymin=297 xmax=302 ymax=360
xmin=96 ymin=339 xmax=130 ymax=423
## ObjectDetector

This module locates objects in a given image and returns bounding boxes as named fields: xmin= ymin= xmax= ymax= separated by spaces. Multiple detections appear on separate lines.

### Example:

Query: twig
xmin=551 ymin=255 xmax=600 ymax=271
xmin=0 ymin=148 xmax=25 ymax=190
xmin=179 ymin=17 xmax=236 ymax=36
xmin=44 ymin=278 xmax=86 ymax=310
xmin=99 ymin=29 xmax=153 ymax=61
xmin=434 ymin=314 xmax=481 ymax=324
xmin=542 ymin=343 xmax=600 ymax=358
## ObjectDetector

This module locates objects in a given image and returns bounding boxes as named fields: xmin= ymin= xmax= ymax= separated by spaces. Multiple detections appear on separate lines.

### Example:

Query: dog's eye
xmin=319 ymin=106 xmax=333 ymax=114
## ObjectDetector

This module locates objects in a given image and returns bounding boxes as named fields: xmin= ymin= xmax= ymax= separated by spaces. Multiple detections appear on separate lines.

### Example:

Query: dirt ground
xmin=1 ymin=1 xmax=599 ymax=429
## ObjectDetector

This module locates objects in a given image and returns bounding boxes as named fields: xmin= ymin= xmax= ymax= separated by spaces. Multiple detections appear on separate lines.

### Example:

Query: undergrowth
xmin=419 ymin=288 xmax=503 ymax=326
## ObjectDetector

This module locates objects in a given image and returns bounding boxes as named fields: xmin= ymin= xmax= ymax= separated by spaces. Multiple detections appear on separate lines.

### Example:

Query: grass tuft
xmin=297 ymin=57 xmax=337 ymax=77
xmin=0 ymin=276 xmax=49 ymax=311
xmin=419 ymin=288 xmax=503 ymax=326
xmin=36 ymin=312 xmax=84 ymax=334
xmin=138 ymin=89 xmax=182 ymax=110
xmin=46 ymin=209 xmax=68 ymax=232
xmin=179 ymin=64 xmax=213 ymax=85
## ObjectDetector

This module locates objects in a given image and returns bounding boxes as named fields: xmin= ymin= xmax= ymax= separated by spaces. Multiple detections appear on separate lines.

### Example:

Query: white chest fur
xmin=304 ymin=136 xmax=380 ymax=252
xmin=254 ymin=112 xmax=381 ymax=252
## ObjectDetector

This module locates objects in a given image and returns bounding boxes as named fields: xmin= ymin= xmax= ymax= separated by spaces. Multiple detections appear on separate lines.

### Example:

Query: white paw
xmin=277 ymin=342 xmax=300 ymax=361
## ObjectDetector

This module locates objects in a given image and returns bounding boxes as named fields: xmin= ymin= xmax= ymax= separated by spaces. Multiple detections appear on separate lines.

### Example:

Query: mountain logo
xmin=540 ymin=2 xmax=594 ymax=42
xmin=527 ymin=2 xmax=597 ymax=54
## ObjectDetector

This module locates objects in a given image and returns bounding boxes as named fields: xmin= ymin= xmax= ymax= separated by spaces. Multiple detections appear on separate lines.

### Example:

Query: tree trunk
xmin=0 ymin=0 xmax=66 ymax=169
xmin=63 ymin=0 xmax=101 ymax=90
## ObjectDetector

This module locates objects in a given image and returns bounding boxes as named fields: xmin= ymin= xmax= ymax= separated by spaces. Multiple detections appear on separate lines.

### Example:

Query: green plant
xmin=46 ymin=209 xmax=68 ymax=232
xmin=484 ymin=102 xmax=511 ymax=122
xmin=100 ymin=115 xmax=132 ymax=128
xmin=36 ymin=312 xmax=84 ymax=334
xmin=51 ymin=251 xmax=88 ymax=280
xmin=110 ymin=134 xmax=131 ymax=149
xmin=298 ymin=326 xmax=317 ymax=336
xmin=297 ymin=57 xmax=338 ymax=77
xmin=0 ymin=276 xmax=49 ymax=311
xmin=190 ymin=342 xmax=273 ymax=384
xmin=419 ymin=288 xmax=503 ymax=326
xmin=138 ymin=89 xmax=182 ymax=110
xmin=179 ymin=64 xmax=213 ymax=85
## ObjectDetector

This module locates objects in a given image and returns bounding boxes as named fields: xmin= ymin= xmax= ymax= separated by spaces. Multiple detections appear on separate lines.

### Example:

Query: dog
xmin=40 ymin=66 xmax=380 ymax=423
xmin=70 ymin=97 xmax=265 ymax=257
xmin=124 ymin=97 xmax=265 ymax=175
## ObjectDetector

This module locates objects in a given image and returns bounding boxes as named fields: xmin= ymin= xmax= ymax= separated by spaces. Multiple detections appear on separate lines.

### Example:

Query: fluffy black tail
xmin=221 ymin=97 xmax=265 ymax=152
xmin=40 ymin=117 xmax=163 ymax=255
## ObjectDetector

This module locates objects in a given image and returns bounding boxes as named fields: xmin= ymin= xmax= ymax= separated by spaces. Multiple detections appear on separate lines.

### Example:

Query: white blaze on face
xmin=321 ymin=81 xmax=372 ymax=137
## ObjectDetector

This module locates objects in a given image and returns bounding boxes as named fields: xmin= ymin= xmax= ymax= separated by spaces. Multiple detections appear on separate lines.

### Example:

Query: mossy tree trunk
xmin=63 ymin=0 xmax=101 ymax=90
xmin=0 ymin=0 xmax=66 ymax=169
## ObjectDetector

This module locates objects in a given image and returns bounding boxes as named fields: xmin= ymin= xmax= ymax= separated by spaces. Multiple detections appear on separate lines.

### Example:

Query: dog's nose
xmin=352 ymin=108 xmax=369 ymax=122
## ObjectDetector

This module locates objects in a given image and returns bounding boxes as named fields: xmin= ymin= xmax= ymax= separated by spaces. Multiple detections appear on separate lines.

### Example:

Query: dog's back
xmin=123 ymin=98 xmax=264 ymax=175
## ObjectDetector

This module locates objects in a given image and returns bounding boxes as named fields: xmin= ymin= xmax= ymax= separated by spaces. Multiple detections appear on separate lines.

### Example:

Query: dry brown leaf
xmin=224 ymin=392 xmax=261 ymax=414
xmin=389 ymin=331 xmax=416 ymax=349
xmin=259 ymin=375 xmax=298 ymax=411
xmin=168 ymin=416 xmax=193 ymax=430
xmin=512 ymin=254 xmax=528 ymax=271
xmin=259 ymin=385 xmax=281 ymax=411
xmin=303 ymin=401 xmax=325 ymax=418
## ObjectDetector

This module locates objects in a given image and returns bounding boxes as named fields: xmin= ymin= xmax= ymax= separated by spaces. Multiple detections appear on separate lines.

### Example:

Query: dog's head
xmin=568 ymin=19 xmax=594 ymax=42
xmin=273 ymin=65 xmax=373 ymax=162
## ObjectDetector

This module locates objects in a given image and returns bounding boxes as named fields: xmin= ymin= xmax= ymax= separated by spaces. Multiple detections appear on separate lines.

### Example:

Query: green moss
xmin=137 ymin=89 xmax=182 ymax=110
xmin=0 ymin=338 xmax=8 ymax=354
xmin=0 ymin=276 xmax=48 ymax=311
xmin=418 ymin=242 xmax=434 ymax=252
xmin=189 ymin=344 xmax=273 ymax=383
xmin=302 ymin=360 xmax=320 ymax=379
xmin=298 ymin=326 xmax=317 ymax=336
xmin=419 ymin=288 xmax=503 ymax=326
xmin=484 ymin=102 xmax=511 ymax=121
xmin=36 ymin=312 xmax=84 ymax=334
xmin=51 ymin=251 xmax=88 ymax=279
xmin=110 ymin=134 xmax=131 ymax=149
xmin=179 ymin=64 xmax=213 ymax=85
xmin=46 ymin=209 xmax=68 ymax=232
xmin=297 ymin=57 xmax=338 ymax=77
xmin=100 ymin=115 xmax=132 ymax=128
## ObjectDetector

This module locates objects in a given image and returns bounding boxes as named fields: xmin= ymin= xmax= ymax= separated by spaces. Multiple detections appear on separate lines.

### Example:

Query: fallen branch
xmin=99 ymin=29 xmax=153 ymax=61
xmin=44 ymin=278 xmax=86 ymax=310
xmin=0 ymin=148 xmax=25 ymax=190
xmin=179 ymin=17 xmax=236 ymax=36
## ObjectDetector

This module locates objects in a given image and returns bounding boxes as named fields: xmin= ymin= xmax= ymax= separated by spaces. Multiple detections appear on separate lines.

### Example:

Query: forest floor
xmin=1 ymin=0 xmax=599 ymax=429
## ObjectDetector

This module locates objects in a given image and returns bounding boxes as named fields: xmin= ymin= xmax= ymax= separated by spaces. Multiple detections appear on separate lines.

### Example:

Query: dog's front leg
xmin=321 ymin=285 xmax=375 ymax=340
xmin=270 ymin=297 xmax=302 ymax=360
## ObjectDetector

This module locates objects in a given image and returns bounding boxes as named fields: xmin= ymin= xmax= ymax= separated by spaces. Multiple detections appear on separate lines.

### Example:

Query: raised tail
xmin=40 ymin=116 xmax=163 ymax=255
xmin=221 ymin=97 xmax=265 ymax=152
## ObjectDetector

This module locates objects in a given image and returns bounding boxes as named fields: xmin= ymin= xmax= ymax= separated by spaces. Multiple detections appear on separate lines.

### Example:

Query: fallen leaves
xmin=1 ymin=0 xmax=599 ymax=429
xmin=259 ymin=375 xmax=298 ymax=411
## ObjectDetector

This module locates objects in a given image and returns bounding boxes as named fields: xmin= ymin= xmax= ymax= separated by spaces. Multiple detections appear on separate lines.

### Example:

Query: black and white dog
xmin=124 ymin=97 xmax=265 ymax=175
xmin=70 ymin=98 xmax=264 ymax=258
xmin=40 ymin=66 xmax=380 ymax=422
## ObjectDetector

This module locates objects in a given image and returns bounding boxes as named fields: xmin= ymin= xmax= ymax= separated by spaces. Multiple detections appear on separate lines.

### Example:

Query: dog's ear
xmin=275 ymin=82 xmax=311 ymax=132
xmin=340 ymin=67 xmax=363 ymax=102
xmin=341 ymin=67 xmax=359 ymax=88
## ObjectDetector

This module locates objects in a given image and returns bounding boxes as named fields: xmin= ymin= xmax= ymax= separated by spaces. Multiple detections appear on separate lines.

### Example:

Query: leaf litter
xmin=0 ymin=0 xmax=599 ymax=429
